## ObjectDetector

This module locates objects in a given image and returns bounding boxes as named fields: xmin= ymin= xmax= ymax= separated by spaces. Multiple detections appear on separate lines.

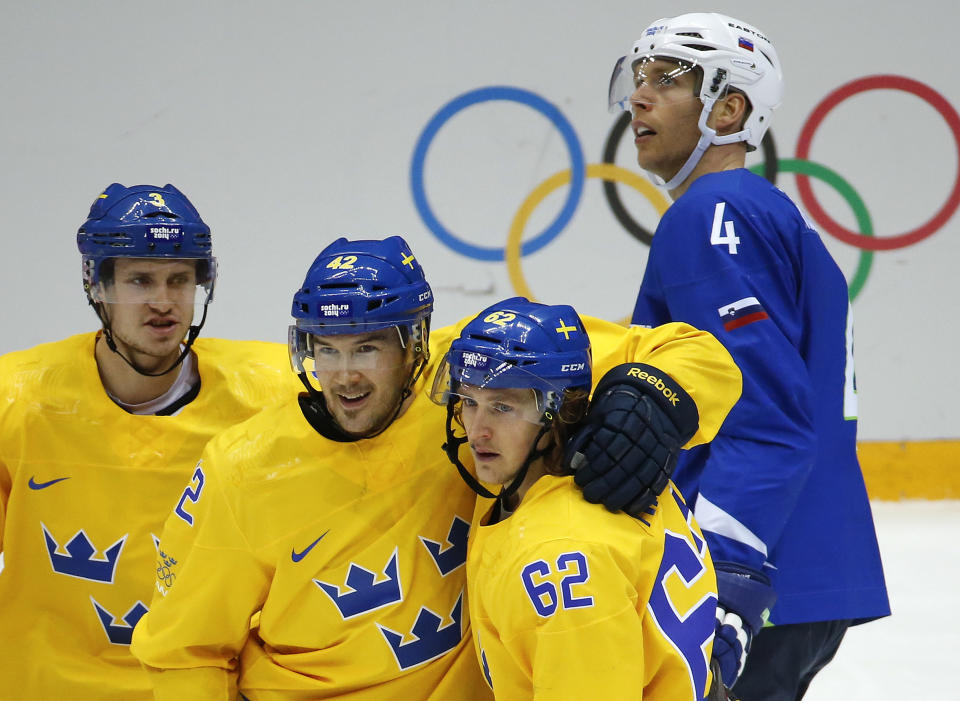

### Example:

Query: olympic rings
xmin=600 ymin=111 xmax=781 ymax=244
xmin=411 ymin=76 xmax=957 ymax=302
xmin=748 ymin=159 xmax=875 ymax=301
xmin=410 ymin=86 xmax=585 ymax=262
xmin=505 ymin=163 xmax=669 ymax=321
xmin=796 ymin=75 xmax=960 ymax=250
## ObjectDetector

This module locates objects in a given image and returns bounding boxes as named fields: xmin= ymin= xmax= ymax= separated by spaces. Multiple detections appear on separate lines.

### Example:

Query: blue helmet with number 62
xmin=431 ymin=297 xmax=592 ymax=425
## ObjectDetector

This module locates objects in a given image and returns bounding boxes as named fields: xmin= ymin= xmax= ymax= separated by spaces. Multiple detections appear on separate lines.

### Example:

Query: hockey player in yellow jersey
xmin=0 ymin=183 xmax=298 ymax=700
xmin=131 ymin=236 xmax=740 ymax=700
xmin=430 ymin=298 xmax=721 ymax=700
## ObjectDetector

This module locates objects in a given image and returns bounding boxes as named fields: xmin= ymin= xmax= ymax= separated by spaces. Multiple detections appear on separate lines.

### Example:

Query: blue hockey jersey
xmin=632 ymin=169 xmax=889 ymax=625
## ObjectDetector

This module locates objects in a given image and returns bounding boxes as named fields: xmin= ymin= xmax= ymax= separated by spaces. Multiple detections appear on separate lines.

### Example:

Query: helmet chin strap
xmin=299 ymin=320 xmax=430 ymax=442
xmin=651 ymin=90 xmax=753 ymax=192
xmin=91 ymin=297 xmax=208 ymax=378
xmin=442 ymin=400 xmax=553 ymax=509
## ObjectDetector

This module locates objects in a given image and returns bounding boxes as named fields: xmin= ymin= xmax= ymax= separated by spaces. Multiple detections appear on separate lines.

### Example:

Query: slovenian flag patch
xmin=738 ymin=37 xmax=754 ymax=51
xmin=718 ymin=296 xmax=768 ymax=331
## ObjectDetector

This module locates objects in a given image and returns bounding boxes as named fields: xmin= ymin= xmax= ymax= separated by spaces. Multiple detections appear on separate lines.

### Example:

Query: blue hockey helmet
xmin=431 ymin=297 xmax=592 ymax=425
xmin=78 ymin=183 xmax=216 ymax=293
xmin=77 ymin=183 xmax=216 ymax=377
xmin=289 ymin=236 xmax=434 ymax=391
xmin=433 ymin=297 xmax=592 ymax=501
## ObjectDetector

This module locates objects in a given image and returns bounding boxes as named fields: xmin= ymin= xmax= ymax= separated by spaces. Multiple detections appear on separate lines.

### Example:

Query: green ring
xmin=749 ymin=158 xmax=873 ymax=300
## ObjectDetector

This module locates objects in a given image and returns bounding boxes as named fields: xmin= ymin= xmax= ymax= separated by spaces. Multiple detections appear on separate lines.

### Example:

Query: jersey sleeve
xmin=130 ymin=446 xmax=270 ymax=701
xmin=496 ymin=539 xmax=646 ymax=699
xmin=582 ymin=316 xmax=742 ymax=449
xmin=632 ymin=189 xmax=817 ymax=573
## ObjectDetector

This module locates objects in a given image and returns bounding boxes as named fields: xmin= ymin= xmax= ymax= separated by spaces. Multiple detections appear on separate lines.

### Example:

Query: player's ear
xmin=711 ymin=92 xmax=748 ymax=135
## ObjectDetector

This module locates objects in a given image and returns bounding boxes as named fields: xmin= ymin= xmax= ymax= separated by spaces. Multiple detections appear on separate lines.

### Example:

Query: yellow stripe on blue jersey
xmin=467 ymin=477 xmax=717 ymax=700
xmin=0 ymin=332 xmax=298 ymax=700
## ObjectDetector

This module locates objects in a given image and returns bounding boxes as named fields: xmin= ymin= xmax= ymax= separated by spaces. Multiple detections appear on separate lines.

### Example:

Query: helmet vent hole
xmin=677 ymin=32 xmax=704 ymax=38
xmin=682 ymin=43 xmax=715 ymax=52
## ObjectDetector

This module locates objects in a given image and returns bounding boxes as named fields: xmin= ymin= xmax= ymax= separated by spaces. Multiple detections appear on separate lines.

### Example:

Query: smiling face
xmin=99 ymin=258 xmax=198 ymax=373
xmin=311 ymin=328 xmax=413 ymax=437
xmin=457 ymin=385 xmax=546 ymax=487
xmin=628 ymin=57 xmax=704 ymax=181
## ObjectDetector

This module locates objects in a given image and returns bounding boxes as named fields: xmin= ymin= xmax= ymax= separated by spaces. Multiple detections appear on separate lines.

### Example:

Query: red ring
xmin=796 ymin=75 xmax=960 ymax=251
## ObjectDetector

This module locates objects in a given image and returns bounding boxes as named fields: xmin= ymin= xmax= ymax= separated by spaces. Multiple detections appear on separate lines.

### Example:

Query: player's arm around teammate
xmin=132 ymin=237 xmax=491 ymax=701
xmin=431 ymin=298 xmax=737 ymax=700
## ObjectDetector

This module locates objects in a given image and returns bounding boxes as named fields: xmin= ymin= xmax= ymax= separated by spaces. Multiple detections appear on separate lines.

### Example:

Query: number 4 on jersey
xmin=710 ymin=202 xmax=740 ymax=254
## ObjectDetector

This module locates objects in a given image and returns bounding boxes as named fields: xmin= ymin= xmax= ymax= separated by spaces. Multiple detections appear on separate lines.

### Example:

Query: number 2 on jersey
xmin=174 ymin=464 xmax=206 ymax=526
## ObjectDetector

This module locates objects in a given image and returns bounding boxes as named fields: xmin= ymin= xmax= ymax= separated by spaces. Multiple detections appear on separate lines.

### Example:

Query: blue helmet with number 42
xmin=431 ymin=297 xmax=592 ymax=425
xmin=289 ymin=236 xmax=434 ymax=384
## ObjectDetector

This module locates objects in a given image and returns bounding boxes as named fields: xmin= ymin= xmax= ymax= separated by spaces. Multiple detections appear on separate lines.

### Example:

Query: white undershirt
xmin=108 ymin=349 xmax=199 ymax=416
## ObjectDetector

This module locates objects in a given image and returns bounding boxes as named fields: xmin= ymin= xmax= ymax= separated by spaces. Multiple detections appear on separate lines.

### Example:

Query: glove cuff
xmin=715 ymin=563 xmax=777 ymax=636
xmin=593 ymin=363 xmax=699 ymax=444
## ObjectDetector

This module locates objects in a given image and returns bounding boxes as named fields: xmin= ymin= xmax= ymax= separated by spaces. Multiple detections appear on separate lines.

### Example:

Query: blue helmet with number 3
xmin=77 ymin=183 xmax=215 ymax=290
xmin=433 ymin=297 xmax=592 ymax=424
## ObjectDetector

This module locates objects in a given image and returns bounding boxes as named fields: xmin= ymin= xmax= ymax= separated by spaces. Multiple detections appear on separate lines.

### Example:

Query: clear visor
xmin=429 ymin=352 xmax=563 ymax=427
xmin=608 ymin=55 xmax=701 ymax=112
xmin=86 ymin=256 xmax=216 ymax=306
xmin=289 ymin=323 xmax=415 ymax=377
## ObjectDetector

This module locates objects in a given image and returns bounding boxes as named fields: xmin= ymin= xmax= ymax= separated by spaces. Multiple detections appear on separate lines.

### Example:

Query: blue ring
xmin=410 ymin=86 xmax=586 ymax=262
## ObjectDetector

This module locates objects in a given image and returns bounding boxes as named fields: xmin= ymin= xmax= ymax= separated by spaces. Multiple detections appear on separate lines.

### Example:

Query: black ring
xmin=601 ymin=112 xmax=780 ymax=245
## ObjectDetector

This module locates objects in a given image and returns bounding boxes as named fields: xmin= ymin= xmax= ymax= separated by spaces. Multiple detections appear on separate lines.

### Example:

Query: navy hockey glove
xmin=712 ymin=564 xmax=777 ymax=691
xmin=564 ymin=363 xmax=699 ymax=516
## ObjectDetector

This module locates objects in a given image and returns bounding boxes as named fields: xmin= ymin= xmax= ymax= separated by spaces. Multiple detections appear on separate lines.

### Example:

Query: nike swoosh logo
xmin=291 ymin=530 xmax=329 ymax=563
xmin=28 ymin=476 xmax=71 ymax=490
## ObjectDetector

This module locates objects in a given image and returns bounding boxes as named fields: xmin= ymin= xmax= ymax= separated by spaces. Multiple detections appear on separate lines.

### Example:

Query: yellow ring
xmin=505 ymin=163 xmax=670 ymax=324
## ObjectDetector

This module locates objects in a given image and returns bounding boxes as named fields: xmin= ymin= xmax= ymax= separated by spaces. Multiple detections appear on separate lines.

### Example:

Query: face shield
xmin=85 ymin=256 xmax=216 ymax=318
xmin=608 ymin=55 xmax=702 ymax=113
xmin=429 ymin=349 xmax=566 ymax=428
xmin=288 ymin=320 xmax=422 ymax=382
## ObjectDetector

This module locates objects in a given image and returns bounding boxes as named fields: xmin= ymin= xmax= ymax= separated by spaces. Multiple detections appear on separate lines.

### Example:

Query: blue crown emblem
xmin=42 ymin=524 xmax=126 ymax=583
xmin=314 ymin=549 xmax=403 ymax=619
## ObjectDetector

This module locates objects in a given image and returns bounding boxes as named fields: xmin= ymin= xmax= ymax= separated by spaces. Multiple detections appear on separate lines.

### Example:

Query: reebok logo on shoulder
xmin=29 ymin=476 xmax=71 ymax=490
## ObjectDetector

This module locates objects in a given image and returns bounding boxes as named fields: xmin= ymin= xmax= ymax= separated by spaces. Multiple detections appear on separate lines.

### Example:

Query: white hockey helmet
xmin=609 ymin=13 xmax=784 ymax=187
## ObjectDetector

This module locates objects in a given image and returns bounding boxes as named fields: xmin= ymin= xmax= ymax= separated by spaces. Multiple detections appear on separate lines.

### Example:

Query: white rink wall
xmin=2 ymin=0 xmax=958 ymax=442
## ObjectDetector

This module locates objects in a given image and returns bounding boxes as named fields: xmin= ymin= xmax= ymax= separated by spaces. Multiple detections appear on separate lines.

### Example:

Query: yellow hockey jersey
xmin=0 ymin=332 xmax=298 ymax=700
xmin=130 ymin=319 xmax=740 ymax=700
xmin=467 ymin=478 xmax=717 ymax=701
